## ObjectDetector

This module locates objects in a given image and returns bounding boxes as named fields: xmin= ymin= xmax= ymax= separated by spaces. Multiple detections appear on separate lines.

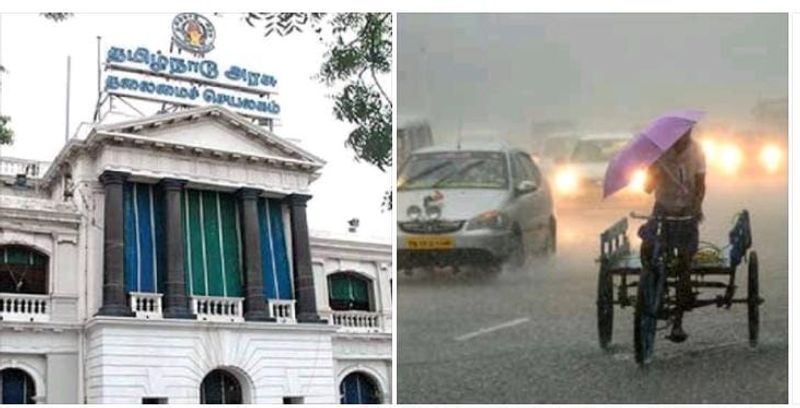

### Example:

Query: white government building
xmin=0 ymin=106 xmax=392 ymax=404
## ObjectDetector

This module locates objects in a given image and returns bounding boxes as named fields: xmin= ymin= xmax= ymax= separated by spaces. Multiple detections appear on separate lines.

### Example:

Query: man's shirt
xmin=654 ymin=139 xmax=706 ymax=213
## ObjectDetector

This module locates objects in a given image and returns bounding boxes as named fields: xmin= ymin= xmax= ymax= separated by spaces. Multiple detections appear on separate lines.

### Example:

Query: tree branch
xmin=370 ymin=68 xmax=393 ymax=109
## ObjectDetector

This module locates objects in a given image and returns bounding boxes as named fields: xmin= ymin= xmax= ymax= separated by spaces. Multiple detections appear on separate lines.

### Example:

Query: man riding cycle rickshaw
xmin=596 ymin=110 xmax=761 ymax=366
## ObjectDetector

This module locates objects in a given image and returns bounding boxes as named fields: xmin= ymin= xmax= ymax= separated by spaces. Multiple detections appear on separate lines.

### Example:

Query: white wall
xmin=85 ymin=319 xmax=339 ymax=404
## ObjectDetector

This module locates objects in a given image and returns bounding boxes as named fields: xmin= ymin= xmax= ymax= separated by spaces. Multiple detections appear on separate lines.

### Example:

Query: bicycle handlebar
xmin=630 ymin=211 xmax=695 ymax=222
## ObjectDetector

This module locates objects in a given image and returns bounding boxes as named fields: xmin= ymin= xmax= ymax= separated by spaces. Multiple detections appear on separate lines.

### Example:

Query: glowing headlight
xmin=759 ymin=144 xmax=782 ymax=174
xmin=700 ymin=139 xmax=717 ymax=162
xmin=719 ymin=144 xmax=743 ymax=175
xmin=629 ymin=169 xmax=647 ymax=193
xmin=466 ymin=210 xmax=510 ymax=231
xmin=554 ymin=167 xmax=579 ymax=195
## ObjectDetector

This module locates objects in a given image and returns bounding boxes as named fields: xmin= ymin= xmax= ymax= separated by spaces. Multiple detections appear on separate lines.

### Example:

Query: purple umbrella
xmin=603 ymin=110 xmax=705 ymax=198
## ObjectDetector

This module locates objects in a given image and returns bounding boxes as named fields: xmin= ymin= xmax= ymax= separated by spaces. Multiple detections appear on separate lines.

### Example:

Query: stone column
xmin=160 ymin=178 xmax=194 ymax=319
xmin=238 ymin=188 xmax=272 ymax=321
xmin=286 ymin=194 xmax=324 ymax=323
xmin=97 ymin=170 xmax=134 ymax=317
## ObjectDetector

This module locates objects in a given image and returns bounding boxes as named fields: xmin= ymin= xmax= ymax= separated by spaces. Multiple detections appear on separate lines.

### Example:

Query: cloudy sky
xmin=398 ymin=13 xmax=787 ymax=142
xmin=0 ymin=13 xmax=392 ymax=240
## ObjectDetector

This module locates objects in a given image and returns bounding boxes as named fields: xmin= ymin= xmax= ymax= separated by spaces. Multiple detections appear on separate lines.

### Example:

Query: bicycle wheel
xmin=597 ymin=265 xmax=614 ymax=350
xmin=634 ymin=267 xmax=659 ymax=366
xmin=748 ymin=251 xmax=760 ymax=347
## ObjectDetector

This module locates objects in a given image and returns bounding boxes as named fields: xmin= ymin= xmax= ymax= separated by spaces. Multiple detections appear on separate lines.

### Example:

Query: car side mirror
xmin=515 ymin=180 xmax=538 ymax=195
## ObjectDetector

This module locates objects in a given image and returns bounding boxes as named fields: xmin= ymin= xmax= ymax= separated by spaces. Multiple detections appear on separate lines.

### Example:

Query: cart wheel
xmin=748 ymin=251 xmax=760 ymax=348
xmin=634 ymin=286 xmax=645 ymax=365
xmin=597 ymin=265 xmax=614 ymax=349
xmin=634 ymin=268 xmax=659 ymax=367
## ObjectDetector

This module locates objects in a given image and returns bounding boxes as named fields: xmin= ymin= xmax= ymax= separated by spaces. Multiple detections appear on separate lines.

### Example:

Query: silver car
xmin=397 ymin=141 xmax=556 ymax=274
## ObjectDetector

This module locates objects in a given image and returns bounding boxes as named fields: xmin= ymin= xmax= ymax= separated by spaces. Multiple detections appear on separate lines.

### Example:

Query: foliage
xmin=41 ymin=13 xmax=73 ymax=22
xmin=248 ymin=13 xmax=393 ymax=172
xmin=382 ymin=190 xmax=392 ymax=212
xmin=0 ymin=116 xmax=13 ymax=145
xmin=245 ymin=13 xmax=326 ymax=37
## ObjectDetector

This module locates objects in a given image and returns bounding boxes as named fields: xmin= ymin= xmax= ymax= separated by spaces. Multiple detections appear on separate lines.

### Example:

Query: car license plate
xmin=406 ymin=235 xmax=454 ymax=250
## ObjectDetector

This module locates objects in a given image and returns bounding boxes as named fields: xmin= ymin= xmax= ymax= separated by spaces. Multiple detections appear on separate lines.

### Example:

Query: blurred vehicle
xmin=694 ymin=130 xmax=786 ymax=178
xmin=551 ymin=132 xmax=648 ymax=200
xmin=533 ymin=133 xmax=578 ymax=176
xmin=397 ymin=141 xmax=556 ymax=274
xmin=398 ymin=120 xmax=434 ymax=169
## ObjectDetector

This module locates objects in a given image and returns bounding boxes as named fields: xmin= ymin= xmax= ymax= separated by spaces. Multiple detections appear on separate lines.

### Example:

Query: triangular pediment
xmin=95 ymin=106 xmax=325 ymax=166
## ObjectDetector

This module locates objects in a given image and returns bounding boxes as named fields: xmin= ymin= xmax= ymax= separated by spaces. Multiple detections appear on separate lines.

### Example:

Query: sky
xmin=0 ymin=13 xmax=392 ymax=241
xmin=398 ymin=13 xmax=788 ymax=143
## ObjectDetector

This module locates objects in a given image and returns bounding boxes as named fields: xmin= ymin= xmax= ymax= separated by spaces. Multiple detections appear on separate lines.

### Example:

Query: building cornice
xmin=85 ymin=316 xmax=339 ymax=334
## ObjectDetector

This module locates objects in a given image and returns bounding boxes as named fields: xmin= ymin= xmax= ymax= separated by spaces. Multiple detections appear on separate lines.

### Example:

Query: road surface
xmin=397 ymin=176 xmax=788 ymax=403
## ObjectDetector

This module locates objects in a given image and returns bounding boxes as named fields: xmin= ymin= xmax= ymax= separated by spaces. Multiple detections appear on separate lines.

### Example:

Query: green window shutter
xmin=185 ymin=189 xmax=207 ymax=296
xmin=328 ymin=273 xmax=371 ymax=311
xmin=351 ymin=278 xmax=369 ymax=303
xmin=182 ymin=189 xmax=243 ymax=298
xmin=330 ymin=275 xmax=352 ymax=301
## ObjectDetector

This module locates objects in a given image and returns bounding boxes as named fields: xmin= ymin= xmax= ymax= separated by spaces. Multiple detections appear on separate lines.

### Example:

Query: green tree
xmin=245 ymin=13 xmax=393 ymax=210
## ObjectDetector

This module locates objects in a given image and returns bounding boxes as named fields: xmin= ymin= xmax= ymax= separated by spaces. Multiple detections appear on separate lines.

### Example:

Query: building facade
xmin=0 ymin=106 xmax=391 ymax=404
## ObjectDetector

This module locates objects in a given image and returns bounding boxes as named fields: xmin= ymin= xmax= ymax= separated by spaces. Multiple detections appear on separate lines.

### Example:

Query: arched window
xmin=200 ymin=369 xmax=242 ymax=404
xmin=0 ymin=245 xmax=48 ymax=294
xmin=328 ymin=273 xmax=372 ymax=311
xmin=1 ymin=368 xmax=37 ymax=404
xmin=340 ymin=372 xmax=381 ymax=404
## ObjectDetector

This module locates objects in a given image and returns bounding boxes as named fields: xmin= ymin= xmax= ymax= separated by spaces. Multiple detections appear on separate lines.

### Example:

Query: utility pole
xmin=65 ymin=55 xmax=71 ymax=142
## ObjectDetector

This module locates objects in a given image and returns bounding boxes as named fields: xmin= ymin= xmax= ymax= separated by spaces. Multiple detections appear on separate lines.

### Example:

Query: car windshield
xmin=398 ymin=151 xmax=509 ymax=190
xmin=571 ymin=138 xmax=629 ymax=162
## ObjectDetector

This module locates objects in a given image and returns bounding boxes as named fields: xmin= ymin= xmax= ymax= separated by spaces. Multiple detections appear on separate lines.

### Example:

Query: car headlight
xmin=426 ymin=205 xmax=442 ymax=220
xmin=719 ymin=144 xmax=743 ymax=175
xmin=629 ymin=169 xmax=647 ymax=193
xmin=554 ymin=167 xmax=579 ymax=195
xmin=466 ymin=210 xmax=511 ymax=231
xmin=407 ymin=205 xmax=422 ymax=220
xmin=759 ymin=144 xmax=782 ymax=174
xmin=700 ymin=139 xmax=717 ymax=162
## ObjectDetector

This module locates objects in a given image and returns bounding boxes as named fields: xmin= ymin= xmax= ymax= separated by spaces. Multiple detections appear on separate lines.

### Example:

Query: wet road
xmin=397 ymin=176 xmax=788 ymax=403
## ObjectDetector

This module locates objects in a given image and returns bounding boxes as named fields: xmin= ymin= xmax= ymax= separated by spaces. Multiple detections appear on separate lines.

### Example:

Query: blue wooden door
xmin=1 ymin=368 xmax=35 ymax=404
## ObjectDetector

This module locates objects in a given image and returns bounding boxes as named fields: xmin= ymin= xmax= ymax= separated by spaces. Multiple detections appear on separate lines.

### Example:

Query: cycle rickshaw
xmin=595 ymin=209 xmax=762 ymax=365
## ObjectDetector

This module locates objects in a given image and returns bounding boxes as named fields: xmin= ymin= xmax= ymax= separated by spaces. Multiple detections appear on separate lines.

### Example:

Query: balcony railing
xmin=192 ymin=295 xmax=244 ymax=322
xmin=129 ymin=292 xmax=163 ymax=319
xmin=330 ymin=310 xmax=385 ymax=333
xmin=0 ymin=293 xmax=50 ymax=322
xmin=269 ymin=299 xmax=296 ymax=323
xmin=0 ymin=157 xmax=49 ymax=178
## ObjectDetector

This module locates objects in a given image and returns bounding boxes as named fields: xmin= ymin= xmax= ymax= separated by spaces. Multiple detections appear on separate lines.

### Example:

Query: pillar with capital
xmin=238 ymin=188 xmax=273 ymax=321
xmin=160 ymin=178 xmax=195 ymax=319
xmin=97 ymin=170 xmax=134 ymax=317
xmin=286 ymin=194 xmax=325 ymax=323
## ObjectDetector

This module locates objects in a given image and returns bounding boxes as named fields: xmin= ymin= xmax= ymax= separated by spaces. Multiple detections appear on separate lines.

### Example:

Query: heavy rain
xmin=397 ymin=13 xmax=787 ymax=403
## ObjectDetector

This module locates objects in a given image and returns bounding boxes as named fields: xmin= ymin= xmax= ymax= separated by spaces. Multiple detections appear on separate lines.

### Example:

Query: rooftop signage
xmin=102 ymin=14 xmax=280 ymax=121
xmin=171 ymin=13 xmax=217 ymax=55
